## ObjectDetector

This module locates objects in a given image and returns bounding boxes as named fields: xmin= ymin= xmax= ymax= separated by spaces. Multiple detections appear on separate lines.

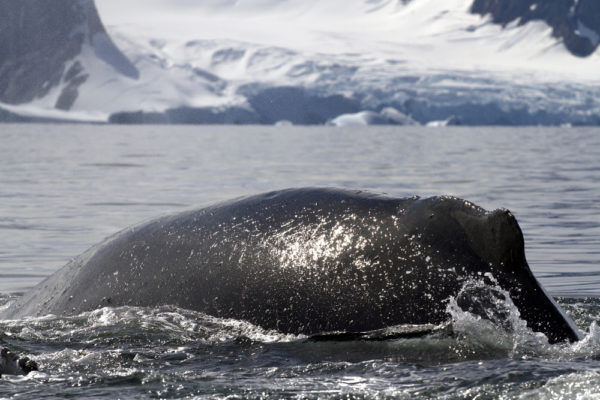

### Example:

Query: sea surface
xmin=0 ymin=124 xmax=599 ymax=399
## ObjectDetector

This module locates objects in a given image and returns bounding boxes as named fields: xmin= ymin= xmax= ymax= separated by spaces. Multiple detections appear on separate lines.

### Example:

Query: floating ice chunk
xmin=379 ymin=107 xmax=418 ymax=125
xmin=328 ymin=108 xmax=417 ymax=127
xmin=426 ymin=115 xmax=462 ymax=127
xmin=328 ymin=111 xmax=382 ymax=126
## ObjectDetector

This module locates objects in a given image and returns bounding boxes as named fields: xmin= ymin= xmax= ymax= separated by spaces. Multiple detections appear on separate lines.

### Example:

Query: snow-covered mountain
xmin=1 ymin=0 xmax=600 ymax=125
xmin=0 ymin=0 xmax=138 ymax=121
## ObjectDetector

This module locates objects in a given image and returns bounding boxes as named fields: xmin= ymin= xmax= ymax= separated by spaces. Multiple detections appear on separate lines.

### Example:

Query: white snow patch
xmin=94 ymin=0 xmax=600 ymax=78
xmin=0 ymin=102 xmax=106 ymax=122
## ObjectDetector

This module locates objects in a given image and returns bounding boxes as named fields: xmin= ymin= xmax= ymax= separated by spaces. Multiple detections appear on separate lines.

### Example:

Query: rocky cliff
xmin=471 ymin=0 xmax=600 ymax=57
xmin=0 ymin=0 xmax=137 ymax=110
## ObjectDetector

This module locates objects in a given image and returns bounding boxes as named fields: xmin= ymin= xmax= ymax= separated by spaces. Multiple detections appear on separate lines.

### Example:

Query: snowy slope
xmin=95 ymin=0 xmax=600 ymax=76
xmin=3 ymin=0 xmax=600 ymax=124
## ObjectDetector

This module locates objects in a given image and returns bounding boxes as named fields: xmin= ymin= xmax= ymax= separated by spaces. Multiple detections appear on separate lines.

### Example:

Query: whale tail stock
xmin=456 ymin=206 xmax=582 ymax=343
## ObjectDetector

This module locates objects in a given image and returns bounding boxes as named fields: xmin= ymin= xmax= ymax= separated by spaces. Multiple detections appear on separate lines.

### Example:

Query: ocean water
xmin=0 ymin=124 xmax=599 ymax=398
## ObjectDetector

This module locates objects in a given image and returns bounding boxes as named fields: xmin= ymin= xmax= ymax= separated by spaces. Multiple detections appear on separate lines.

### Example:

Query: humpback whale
xmin=0 ymin=188 xmax=581 ymax=344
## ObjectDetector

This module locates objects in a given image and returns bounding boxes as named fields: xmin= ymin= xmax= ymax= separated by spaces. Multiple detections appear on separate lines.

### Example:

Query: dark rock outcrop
xmin=0 ymin=0 xmax=138 ymax=109
xmin=471 ymin=0 xmax=600 ymax=57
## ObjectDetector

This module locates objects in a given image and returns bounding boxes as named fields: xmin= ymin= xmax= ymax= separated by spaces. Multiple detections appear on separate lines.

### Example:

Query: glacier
xmin=1 ymin=0 xmax=600 ymax=125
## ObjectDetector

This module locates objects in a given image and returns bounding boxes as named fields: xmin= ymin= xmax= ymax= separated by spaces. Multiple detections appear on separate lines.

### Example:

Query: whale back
xmin=1 ymin=188 xmax=581 ymax=343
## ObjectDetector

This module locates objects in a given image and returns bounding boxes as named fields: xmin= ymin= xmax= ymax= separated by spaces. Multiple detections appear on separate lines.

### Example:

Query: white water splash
xmin=446 ymin=278 xmax=553 ymax=357
xmin=85 ymin=306 xmax=302 ymax=344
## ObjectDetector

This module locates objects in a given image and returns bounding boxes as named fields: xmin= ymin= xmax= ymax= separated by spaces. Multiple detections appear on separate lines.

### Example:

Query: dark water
xmin=0 ymin=125 xmax=599 ymax=398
